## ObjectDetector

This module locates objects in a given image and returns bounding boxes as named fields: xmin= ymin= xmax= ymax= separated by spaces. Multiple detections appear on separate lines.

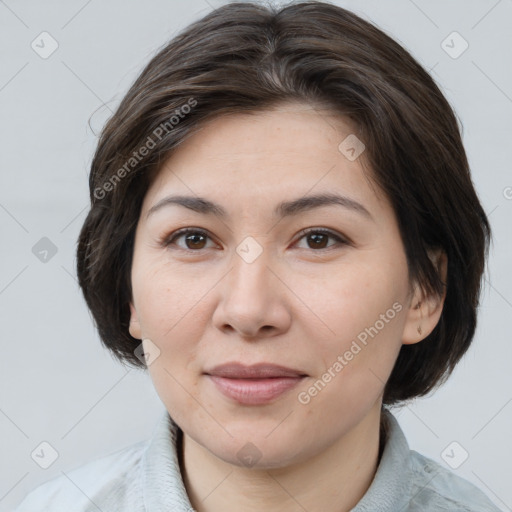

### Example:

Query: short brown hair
xmin=76 ymin=0 xmax=491 ymax=406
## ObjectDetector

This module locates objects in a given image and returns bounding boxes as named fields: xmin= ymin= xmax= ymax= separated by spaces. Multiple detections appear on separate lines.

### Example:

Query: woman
xmin=14 ymin=1 xmax=500 ymax=510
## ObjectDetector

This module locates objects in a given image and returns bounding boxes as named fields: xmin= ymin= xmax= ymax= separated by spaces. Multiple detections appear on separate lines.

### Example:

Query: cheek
xmin=136 ymin=260 xmax=211 ymax=418
xmin=292 ymin=278 xmax=405 ymax=431
xmin=300 ymin=257 xmax=405 ymax=336
xmin=296 ymin=255 xmax=408 ymax=384
xmin=131 ymin=258 xmax=210 ymax=408
xmin=132 ymin=253 xmax=211 ymax=339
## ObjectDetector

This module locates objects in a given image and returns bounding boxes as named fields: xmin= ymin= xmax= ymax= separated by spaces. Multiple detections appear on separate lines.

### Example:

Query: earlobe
xmin=129 ymin=302 xmax=142 ymax=340
xmin=402 ymin=249 xmax=448 ymax=345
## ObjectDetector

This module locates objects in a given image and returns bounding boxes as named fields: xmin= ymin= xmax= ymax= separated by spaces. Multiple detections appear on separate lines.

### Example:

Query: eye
xmin=162 ymin=228 xmax=216 ymax=251
xmin=162 ymin=227 xmax=349 ymax=252
xmin=294 ymin=228 xmax=349 ymax=250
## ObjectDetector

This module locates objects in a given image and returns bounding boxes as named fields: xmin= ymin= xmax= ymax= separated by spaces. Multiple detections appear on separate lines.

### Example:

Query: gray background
xmin=1 ymin=0 xmax=511 ymax=510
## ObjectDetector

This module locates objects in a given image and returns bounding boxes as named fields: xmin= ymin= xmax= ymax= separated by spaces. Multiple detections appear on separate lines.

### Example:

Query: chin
xmin=200 ymin=429 xmax=311 ymax=470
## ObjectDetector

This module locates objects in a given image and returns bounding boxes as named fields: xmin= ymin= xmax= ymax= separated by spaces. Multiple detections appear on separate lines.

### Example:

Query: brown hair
xmin=76 ymin=0 xmax=491 ymax=405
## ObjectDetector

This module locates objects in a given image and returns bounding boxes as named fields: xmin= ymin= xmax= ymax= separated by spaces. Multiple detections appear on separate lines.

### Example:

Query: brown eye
xmin=183 ymin=232 xmax=207 ymax=249
xmin=164 ymin=229 xmax=214 ymax=251
xmin=307 ymin=232 xmax=329 ymax=249
xmin=295 ymin=228 xmax=348 ymax=250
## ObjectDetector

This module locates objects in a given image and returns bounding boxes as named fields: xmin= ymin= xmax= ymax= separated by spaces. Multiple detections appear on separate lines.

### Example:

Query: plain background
xmin=1 ymin=0 xmax=511 ymax=510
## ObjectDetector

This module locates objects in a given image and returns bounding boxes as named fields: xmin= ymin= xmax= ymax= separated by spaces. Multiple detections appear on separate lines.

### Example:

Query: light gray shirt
xmin=13 ymin=407 xmax=501 ymax=511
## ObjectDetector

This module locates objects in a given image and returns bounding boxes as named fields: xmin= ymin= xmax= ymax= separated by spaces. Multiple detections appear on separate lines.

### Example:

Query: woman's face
xmin=129 ymin=102 xmax=423 ymax=468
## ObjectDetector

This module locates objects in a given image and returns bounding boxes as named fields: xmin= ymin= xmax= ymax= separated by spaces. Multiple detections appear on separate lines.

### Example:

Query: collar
xmin=351 ymin=408 xmax=412 ymax=511
xmin=141 ymin=407 xmax=412 ymax=512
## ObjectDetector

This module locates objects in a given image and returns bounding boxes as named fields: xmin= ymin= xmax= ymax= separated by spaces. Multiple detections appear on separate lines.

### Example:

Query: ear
xmin=129 ymin=302 xmax=142 ymax=340
xmin=402 ymin=248 xmax=447 ymax=345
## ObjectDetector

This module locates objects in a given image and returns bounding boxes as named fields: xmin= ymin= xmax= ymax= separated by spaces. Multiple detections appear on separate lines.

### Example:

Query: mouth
xmin=204 ymin=362 xmax=308 ymax=405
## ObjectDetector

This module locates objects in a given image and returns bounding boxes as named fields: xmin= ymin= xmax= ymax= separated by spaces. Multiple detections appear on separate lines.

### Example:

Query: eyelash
xmin=161 ymin=227 xmax=350 ymax=252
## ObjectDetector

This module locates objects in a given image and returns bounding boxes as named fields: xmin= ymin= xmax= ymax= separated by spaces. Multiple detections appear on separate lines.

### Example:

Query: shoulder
xmin=408 ymin=450 xmax=502 ymax=511
xmin=13 ymin=439 xmax=148 ymax=512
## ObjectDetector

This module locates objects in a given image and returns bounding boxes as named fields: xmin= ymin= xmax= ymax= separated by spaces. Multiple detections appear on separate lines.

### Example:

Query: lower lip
xmin=207 ymin=375 xmax=305 ymax=405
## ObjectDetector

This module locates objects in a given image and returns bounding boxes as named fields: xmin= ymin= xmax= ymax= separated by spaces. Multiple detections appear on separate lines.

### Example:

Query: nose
xmin=211 ymin=246 xmax=292 ymax=340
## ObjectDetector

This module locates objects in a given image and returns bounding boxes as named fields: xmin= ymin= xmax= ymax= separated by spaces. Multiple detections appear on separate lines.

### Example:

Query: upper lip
xmin=205 ymin=362 xmax=307 ymax=379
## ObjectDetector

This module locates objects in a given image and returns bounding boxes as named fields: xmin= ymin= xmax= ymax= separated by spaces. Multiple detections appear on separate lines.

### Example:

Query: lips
xmin=205 ymin=362 xmax=307 ymax=379
xmin=204 ymin=362 xmax=307 ymax=405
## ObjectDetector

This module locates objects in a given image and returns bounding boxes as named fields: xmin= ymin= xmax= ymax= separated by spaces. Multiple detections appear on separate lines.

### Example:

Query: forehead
xmin=142 ymin=102 xmax=385 ymax=216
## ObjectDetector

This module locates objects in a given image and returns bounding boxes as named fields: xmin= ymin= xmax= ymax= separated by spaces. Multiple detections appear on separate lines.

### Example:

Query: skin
xmin=129 ymin=101 xmax=447 ymax=512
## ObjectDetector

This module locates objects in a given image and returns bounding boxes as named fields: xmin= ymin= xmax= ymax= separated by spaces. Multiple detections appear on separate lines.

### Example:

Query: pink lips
xmin=205 ymin=362 xmax=307 ymax=405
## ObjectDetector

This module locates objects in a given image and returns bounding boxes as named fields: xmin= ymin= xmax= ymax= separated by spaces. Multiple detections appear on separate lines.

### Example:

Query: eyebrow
xmin=146 ymin=192 xmax=373 ymax=221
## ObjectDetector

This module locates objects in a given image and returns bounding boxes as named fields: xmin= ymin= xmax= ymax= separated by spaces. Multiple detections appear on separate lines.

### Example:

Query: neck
xmin=179 ymin=403 xmax=385 ymax=512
